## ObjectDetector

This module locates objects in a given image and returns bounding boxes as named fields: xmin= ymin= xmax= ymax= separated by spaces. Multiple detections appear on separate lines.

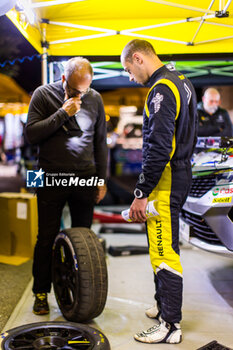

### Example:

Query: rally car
xmin=180 ymin=137 xmax=233 ymax=257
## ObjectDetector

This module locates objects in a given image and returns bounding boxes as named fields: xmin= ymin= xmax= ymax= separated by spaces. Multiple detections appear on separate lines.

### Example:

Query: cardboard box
xmin=0 ymin=193 xmax=38 ymax=257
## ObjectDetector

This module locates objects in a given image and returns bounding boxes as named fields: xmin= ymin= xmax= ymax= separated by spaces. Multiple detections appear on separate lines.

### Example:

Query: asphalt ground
xmin=2 ymin=234 xmax=233 ymax=350
xmin=0 ymin=259 xmax=32 ymax=330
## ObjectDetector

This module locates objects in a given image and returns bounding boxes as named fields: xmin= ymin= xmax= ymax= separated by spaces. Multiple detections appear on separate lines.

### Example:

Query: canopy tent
xmin=6 ymin=0 xmax=233 ymax=57
xmin=6 ymin=0 xmax=233 ymax=85
xmin=0 ymin=73 xmax=30 ymax=115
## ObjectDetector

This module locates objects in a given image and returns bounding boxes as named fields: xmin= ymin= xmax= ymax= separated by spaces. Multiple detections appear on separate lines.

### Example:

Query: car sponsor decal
xmin=212 ymin=197 xmax=232 ymax=203
xmin=212 ymin=185 xmax=233 ymax=196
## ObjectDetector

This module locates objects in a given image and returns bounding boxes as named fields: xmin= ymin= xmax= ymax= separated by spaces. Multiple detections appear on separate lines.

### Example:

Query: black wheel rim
xmin=3 ymin=324 xmax=96 ymax=350
xmin=53 ymin=237 xmax=78 ymax=312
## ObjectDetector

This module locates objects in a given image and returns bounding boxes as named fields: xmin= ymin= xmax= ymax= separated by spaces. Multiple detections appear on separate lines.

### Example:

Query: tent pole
xmin=223 ymin=0 xmax=232 ymax=12
xmin=41 ymin=22 xmax=48 ymax=85
xmin=190 ymin=0 xmax=215 ymax=44
xmin=121 ymin=32 xmax=188 ymax=45
xmin=50 ymin=32 xmax=114 ymax=45
xmin=196 ymin=35 xmax=233 ymax=45
xmin=41 ymin=47 xmax=48 ymax=85
xmin=219 ymin=0 xmax=222 ymax=11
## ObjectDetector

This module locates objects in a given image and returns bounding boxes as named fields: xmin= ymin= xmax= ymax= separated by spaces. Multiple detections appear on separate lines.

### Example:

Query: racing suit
xmin=197 ymin=102 xmax=233 ymax=137
xmin=135 ymin=65 xmax=197 ymax=323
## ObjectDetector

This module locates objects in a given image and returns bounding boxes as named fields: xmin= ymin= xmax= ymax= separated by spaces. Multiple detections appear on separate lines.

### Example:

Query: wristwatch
xmin=134 ymin=188 xmax=147 ymax=199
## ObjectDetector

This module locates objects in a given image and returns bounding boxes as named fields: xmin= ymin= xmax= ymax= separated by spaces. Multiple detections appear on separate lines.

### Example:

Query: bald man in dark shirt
xmin=197 ymin=88 xmax=233 ymax=137
xmin=26 ymin=57 xmax=107 ymax=315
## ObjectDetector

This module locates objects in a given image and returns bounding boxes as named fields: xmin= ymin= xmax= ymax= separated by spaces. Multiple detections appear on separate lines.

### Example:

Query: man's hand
xmin=62 ymin=93 xmax=82 ymax=116
xmin=95 ymin=184 xmax=107 ymax=204
xmin=129 ymin=197 xmax=148 ymax=223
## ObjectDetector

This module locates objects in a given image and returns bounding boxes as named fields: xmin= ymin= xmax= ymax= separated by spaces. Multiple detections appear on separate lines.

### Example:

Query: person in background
xmin=26 ymin=57 xmax=107 ymax=315
xmin=197 ymin=88 xmax=233 ymax=137
xmin=121 ymin=39 xmax=197 ymax=344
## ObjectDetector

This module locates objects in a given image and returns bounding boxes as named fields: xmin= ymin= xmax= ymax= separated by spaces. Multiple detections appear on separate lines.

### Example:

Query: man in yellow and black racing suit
xmin=121 ymin=39 xmax=197 ymax=344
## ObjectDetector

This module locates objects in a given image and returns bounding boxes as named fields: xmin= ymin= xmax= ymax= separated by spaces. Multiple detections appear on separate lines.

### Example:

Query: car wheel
xmin=52 ymin=228 xmax=108 ymax=322
xmin=0 ymin=321 xmax=110 ymax=349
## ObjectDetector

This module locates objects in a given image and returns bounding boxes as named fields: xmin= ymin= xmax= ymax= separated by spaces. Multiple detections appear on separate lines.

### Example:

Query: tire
xmin=52 ymin=227 xmax=108 ymax=322
xmin=0 ymin=321 xmax=110 ymax=350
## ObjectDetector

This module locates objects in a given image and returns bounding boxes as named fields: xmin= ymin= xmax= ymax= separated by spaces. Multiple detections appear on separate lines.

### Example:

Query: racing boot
xmin=134 ymin=319 xmax=182 ymax=344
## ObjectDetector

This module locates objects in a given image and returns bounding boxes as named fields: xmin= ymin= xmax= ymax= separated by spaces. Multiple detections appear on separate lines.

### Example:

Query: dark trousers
xmin=32 ymin=185 xmax=96 ymax=293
